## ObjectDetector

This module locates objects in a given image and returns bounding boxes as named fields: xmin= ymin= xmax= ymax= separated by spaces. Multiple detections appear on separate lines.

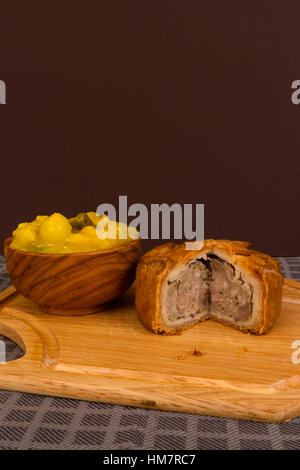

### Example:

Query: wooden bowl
xmin=4 ymin=237 xmax=141 ymax=316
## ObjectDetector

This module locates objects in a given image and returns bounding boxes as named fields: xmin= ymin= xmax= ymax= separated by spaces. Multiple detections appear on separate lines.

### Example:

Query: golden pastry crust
xmin=135 ymin=240 xmax=283 ymax=335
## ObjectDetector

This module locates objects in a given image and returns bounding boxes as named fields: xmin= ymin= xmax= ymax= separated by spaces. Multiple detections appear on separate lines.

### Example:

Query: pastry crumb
xmin=176 ymin=355 xmax=186 ymax=361
xmin=191 ymin=347 xmax=203 ymax=357
xmin=239 ymin=346 xmax=249 ymax=352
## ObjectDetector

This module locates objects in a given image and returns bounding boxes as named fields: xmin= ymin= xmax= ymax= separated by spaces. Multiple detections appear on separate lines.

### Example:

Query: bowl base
xmin=38 ymin=303 xmax=110 ymax=316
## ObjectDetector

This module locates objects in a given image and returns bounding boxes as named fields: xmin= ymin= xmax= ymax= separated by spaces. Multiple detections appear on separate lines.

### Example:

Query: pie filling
xmin=165 ymin=254 xmax=253 ymax=327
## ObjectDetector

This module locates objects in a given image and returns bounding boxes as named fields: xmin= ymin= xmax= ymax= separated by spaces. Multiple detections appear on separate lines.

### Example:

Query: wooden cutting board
xmin=0 ymin=278 xmax=300 ymax=422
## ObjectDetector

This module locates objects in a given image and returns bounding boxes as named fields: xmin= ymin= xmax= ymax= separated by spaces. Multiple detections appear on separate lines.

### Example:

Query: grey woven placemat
xmin=0 ymin=255 xmax=300 ymax=450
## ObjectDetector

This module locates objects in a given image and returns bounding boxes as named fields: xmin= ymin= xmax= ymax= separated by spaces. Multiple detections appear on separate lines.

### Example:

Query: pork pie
xmin=135 ymin=240 xmax=283 ymax=335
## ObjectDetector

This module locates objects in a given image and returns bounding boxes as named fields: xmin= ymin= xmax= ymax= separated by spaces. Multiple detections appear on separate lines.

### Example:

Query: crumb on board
xmin=191 ymin=347 xmax=203 ymax=357
xmin=176 ymin=355 xmax=186 ymax=361
xmin=176 ymin=347 xmax=204 ymax=360
xmin=239 ymin=346 xmax=249 ymax=352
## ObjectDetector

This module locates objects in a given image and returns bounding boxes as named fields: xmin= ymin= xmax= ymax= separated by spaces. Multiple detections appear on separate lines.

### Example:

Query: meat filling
xmin=165 ymin=255 xmax=253 ymax=327
xmin=209 ymin=255 xmax=253 ymax=323
xmin=166 ymin=260 xmax=210 ymax=324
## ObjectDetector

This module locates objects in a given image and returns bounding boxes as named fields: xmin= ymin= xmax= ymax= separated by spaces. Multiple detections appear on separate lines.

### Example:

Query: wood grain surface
xmin=0 ymin=279 xmax=300 ymax=422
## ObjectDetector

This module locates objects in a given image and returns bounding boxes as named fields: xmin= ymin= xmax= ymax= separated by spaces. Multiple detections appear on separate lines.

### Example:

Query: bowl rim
xmin=4 ymin=236 xmax=141 ymax=258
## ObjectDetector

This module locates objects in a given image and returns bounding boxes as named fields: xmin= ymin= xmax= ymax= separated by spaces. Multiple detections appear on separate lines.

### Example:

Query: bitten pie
xmin=135 ymin=240 xmax=283 ymax=335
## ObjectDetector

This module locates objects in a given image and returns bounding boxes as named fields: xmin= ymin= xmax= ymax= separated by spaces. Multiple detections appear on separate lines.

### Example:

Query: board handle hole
xmin=0 ymin=333 xmax=25 ymax=363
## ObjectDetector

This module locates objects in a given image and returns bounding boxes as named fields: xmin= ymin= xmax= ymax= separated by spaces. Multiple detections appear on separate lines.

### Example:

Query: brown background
xmin=0 ymin=1 xmax=299 ymax=255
